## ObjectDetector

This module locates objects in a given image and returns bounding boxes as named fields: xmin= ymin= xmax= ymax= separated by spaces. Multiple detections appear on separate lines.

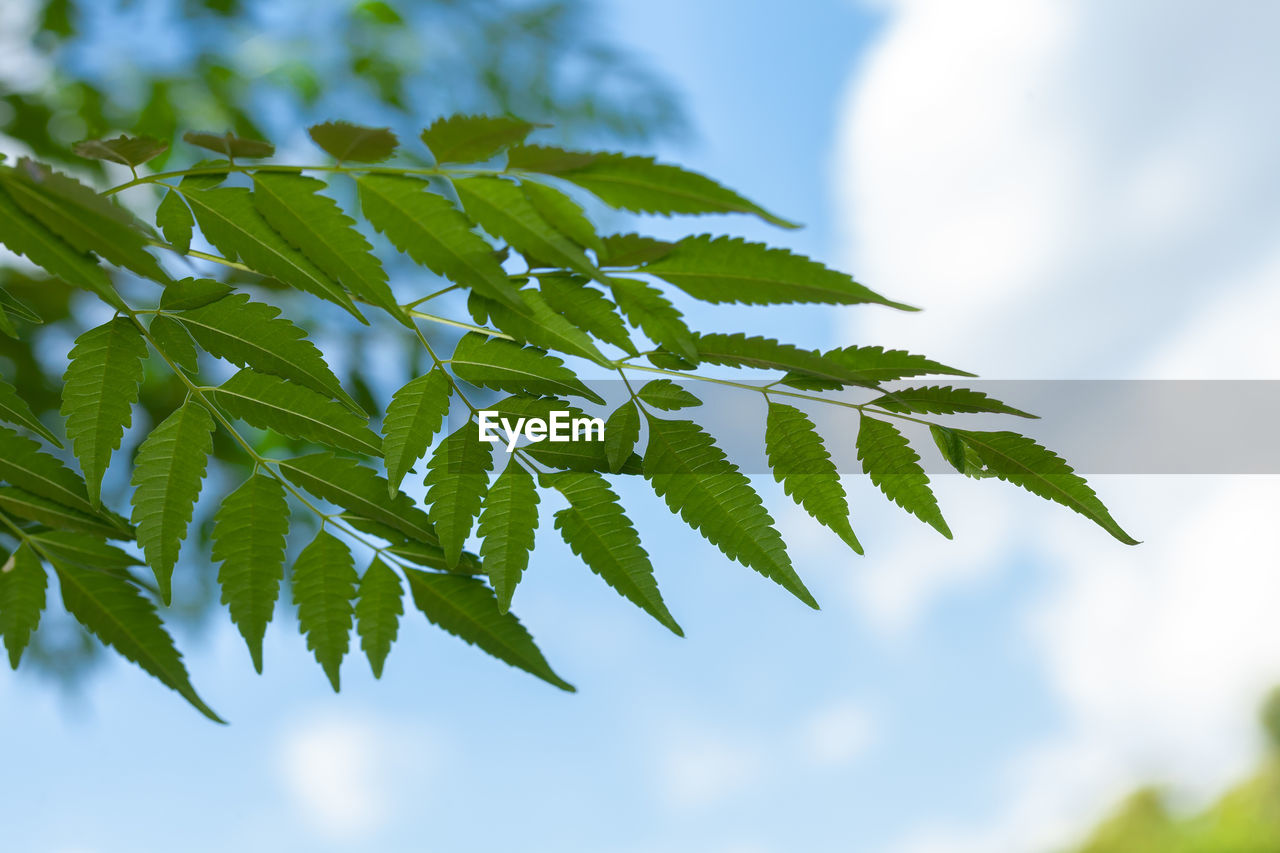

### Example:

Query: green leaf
xmin=597 ymin=233 xmax=674 ymax=267
xmin=356 ymin=174 xmax=523 ymax=308
xmin=278 ymin=452 xmax=439 ymax=546
xmin=251 ymin=173 xmax=402 ymax=320
xmin=514 ymin=149 xmax=797 ymax=228
xmin=159 ymin=277 xmax=229 ymax=311
xmin=382 ymin=369 xmax=452 ymax=494
xmin=472 ymin=288 xmax=611 ymax=366
xmin=521 ymin=181 xmax=603 ymax=253
xmin=642 ymin=414 xmax=816 ymax=608
xmin=856 ymin=414 xmax=951 ymax=537
xmin=637 ymin=379 xmax=701 ymax=411
xmin=27 ymin=530 xmax=141 ymax=572
xmin=292 ymin=529 xmax=358 ymax=691
xmin=130 ymin=402 xmax=214 ymax=603
xmin=212 ymin=473 xmax=288 ymax=673
xmin=73 ymin=135 xmax=168 ymax=167
xmin=930 ymin=424 xmax=990 ymax=479
xmin=0 ymin=376 xmax=61 ymax=446
xmin=765 ymin=403 xmax=861 ymax=553
xmin=0 ymin=287 xmax=41 ymax=324
xmin=781 ymin=345 xmax=973 ymax=390
xmin=182 ymin=130 xmax=274 ymax=159
xmin=0 ymin=487 xmax=129 ymax=539
xmin=543 ymin=471 xmax=681 ymax=635
xmin=174 ymin=292 xmax=363 ymax=413
xmin=424 ymin=425 xmax=494 ymax=568
xmin=211 ymin=369 xmax=381 ymax=455
xmin=506 ymin=144 xmax=600 ymax=174
xmin=539 ymin=278 xmax=636 ymax=355
xmin=477 ymin=463 xmax=539 ymax=612
xmin=0 ymin=543 xmax=46 ymax=669
xmin=155 ymin=189 xmax=194 ymax=254
xmin=0 ymin=159 xmax=166 ymax=281
xmin=404 ymin=568 xmax=573 ymax=691
xmin=643 ymin=236 xmax=911 ymax=308
xmin=179 ymin=186 xmax=364 ymax=320
xmin=868 ymin=385 xmax=1037 ymax=419
xmin=603 ymin=401 xmax=640 ymax=474
xmin=61 ymin=317 xmax=147 ymax=507
xmin=55 ymin=557 xmax=222 ymax=721
xmin=308 ymin=121 xmax=398 ymax=163
xmin=355 ymin=557 xmax=402 ymax=678
xmin=953 ymin=430 xmax=1138 ymax=545
xmin=451 ymin=331 xmax=605 ymax=404
xmin=0 ymin=426 xmax=100 ymax=515
xmin=608 ymin=277 xmax=698 ymax=363
xmin=422 ymin=114 xmax=536 ymax=164
xmin=147 ymin=313 xmax=198 ymax=374
xmin=0 ymin=175 xmax=121 ymax=309
xmin=454 ymin=176 xmax=595 ymax=275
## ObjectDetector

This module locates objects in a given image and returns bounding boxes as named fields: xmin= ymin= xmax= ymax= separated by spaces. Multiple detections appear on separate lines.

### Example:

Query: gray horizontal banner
xmin=448 ymin=380 xmax=1280 ymax=475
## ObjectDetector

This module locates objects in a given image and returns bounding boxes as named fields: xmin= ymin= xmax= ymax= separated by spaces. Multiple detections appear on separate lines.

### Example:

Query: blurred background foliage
xmin=0 ymin=0 xmax=685 ymax=685
xmin=1065 ymin=689 xmax=1280 ymax=853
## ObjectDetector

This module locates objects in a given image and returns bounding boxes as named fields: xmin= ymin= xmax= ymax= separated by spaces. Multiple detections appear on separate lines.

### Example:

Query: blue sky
xmin=5 ymin=2 xmax=1280 ymax=853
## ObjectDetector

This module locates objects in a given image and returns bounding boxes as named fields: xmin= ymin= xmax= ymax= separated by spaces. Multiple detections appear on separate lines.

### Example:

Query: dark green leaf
xmin=597 ymin=233 xmax=674 ymax=267
xmin=454 ymin=176 xmax=595 ymax=275
xmin=477 ymin=463 xmax=539 ymax=612
xmin=472 ymin=288 xmax=612 ymax=366
xmin=147 ymin=314 xmax=198 ymax=374
xmin=0 ymin=376 xmax=61 ymax=446
xmin=159 ymin=277 xmax=229 ymax=311
xmin=603 ymin=401 xmax=640 ymax=474
xmin=868 ymin=385 xmax=1037 ymax=419
xmin=278 ymin=452 xmax=438 ymax=546
xmin=856 ymin=414 xmax=951 ymax=537
xmin=451 ymin=331 xmax=604 ymax=404
xmin=521 ymin=181 xmax=603 ymax=253
xmin=422 ymin=114 xmax=536 ymax=164
xmin=213 ymin=473 xmax=288 ymax=673
xmin=382 ymin=369 xmax=452 ymax=494
xmin=182 ymin=131 xmax=274 ymax=159
xmin=73 ymin=135 xmax=168 ymax=167
xmin=608 ymin=277 xmax=698 ymax=363
xmin=539 ymin=278 xmax=636 ymax=355
xmin=636 ymin=379 xmax=701 ymax=411
xmin=292 ymin=529 xmax=357 ymax=691
xmin=765 ymin=403 xmax=861 ymax=553
xmin=0 ymin=543 xmax=46 ymax=669
xmin=308 ymin=121 xmax=398 ymax=163
xmin=355 ymin=557 xmax=402 ymax=678
xmin=424 ymin=424 xmax=494 ymax=568
xmin=212 ymin=369 xmax=380 ymax=455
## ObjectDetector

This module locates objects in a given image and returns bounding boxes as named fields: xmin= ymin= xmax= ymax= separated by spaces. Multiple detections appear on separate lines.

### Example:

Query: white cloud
xmin=658 ymin=733 xmax=764 ymax=809
xmin=797 ymin=700 xmax=876 ymax=768
xmin=276 ymin=710 xmax=434 ymax=841
xmin=833 ymin=1 xmax=1280 ymax=851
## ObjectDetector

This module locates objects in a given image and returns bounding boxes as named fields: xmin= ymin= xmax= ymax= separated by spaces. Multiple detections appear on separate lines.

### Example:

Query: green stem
xmin=408 ymin=310 xmax=513 ymax=340
xmin=105 ymin=162 xmax=517 ymax=197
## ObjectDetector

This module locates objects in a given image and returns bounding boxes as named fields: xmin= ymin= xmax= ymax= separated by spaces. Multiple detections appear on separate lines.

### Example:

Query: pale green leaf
xmin=471 ymin=288 xmax=611 ymax=366
xmin=155 ymin=189 xmax=194 ymax=255
xmin=159 ymin=277 xmax=229 ymax=311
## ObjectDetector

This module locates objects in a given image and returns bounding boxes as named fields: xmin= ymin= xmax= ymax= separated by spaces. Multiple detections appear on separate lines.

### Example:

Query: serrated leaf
xmin=0 ymin=426 xmax=99 ymax=515
xmin=0 ymin=376 xmax=61 ymax=446
xmin=355 ymin=557 xmax=402 ymax=678
xmin=73 ymin=135 xmax=168 ymax=167
xmin=597 ymin=233 xmax=674 ymax=267
xmin=454 ymin=176 xmax=595 ymax=275
xmin=292 ymin=529 xmax=357 ymax=691
xmin=147 ymin=314 xmax=198 ymax=373
xmin=61 ymin=317 xmax=147 ymax=507
xmin=608 ymin=277 xmax=698 ymax=363
xmin=356 ymin=174 xmax=523 ymax=308
xmin=637 ymin=379 xmax=701 ymax=411
xmin=544 ymin=471 xmax=681 ymax=635
xmin=765 ymin=403 xmax=861 ymax=553
xmin=0 ymin=177 xmax=121 ymax=309
xmin=159 ymin=277 xmax=230 ymax=311
xmin=471 ymin=288 xmax=611 ymax=366
xmin=174 ymin=292 xmax=362 ymax=413
xmin=278 ymin=452 xmax=439 ymax=546
xmin=424 ymin=425 xmax=494 ymax=568
xmin=179 ymin=185 xmax=364 ymax=320
xmin=954 ymin=430 xmax=1138 ymax=544
xmin=382 ymin=369 xmax=452 ymax=494
xmin=643 ymin=236 xmax=910 ymax=308
xmin=521 ymin=181 xmax=603 ymax=253
xmin=251 ymin=173 xmax=403 ymax=321
xmin=422 ymin=114 xmax=535 ymax=164
xmin=642 ymin=414 xmax=816 ymax=608
xmin=212 ymin=369 xmax=380 ymax=455
xmin=0 ymin=487 xmax=129 ymax=538
xmin=182 ymin=131 xmax=274 ymax=159
xmin=212 ymin=473 xmax=288 ymax=673
xmin=868 ymin=385 xmax=1037 ymax=419
xmin=27 ymin=530 xmax=141 ymax=571
xmin=308 ymin=121 xmax=398 ymax=163
xmin=404 ymin=569 xmax=573 ymax=691
xmin=155 ymin=188 xmax=194 ymax=254
xmin=477 ymin=463 xmax=539 ymax=612
xmin=1 ymin=159 xmax=166 ymax=281
xmin=451 ymin=331 xmax=604 ymax=404
xmin=604 ymin=401 xmax=640 ymax=474
xmin=512 ymin=149 xmax=797 ymax=228
xmin=781 ymin=345 xmax=973 ymax=390
xmin=0 ymin=543 xmax=45 ymax=669
xmin=856 ymin=414 xmax=951 ymax=537
xmin=55 ymin=557 xmax=222 ymax=721
xmin=539 ymin=278 xmax=636 ymax=355
xmin=130 ymin=401 xmax=214 ymax=603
